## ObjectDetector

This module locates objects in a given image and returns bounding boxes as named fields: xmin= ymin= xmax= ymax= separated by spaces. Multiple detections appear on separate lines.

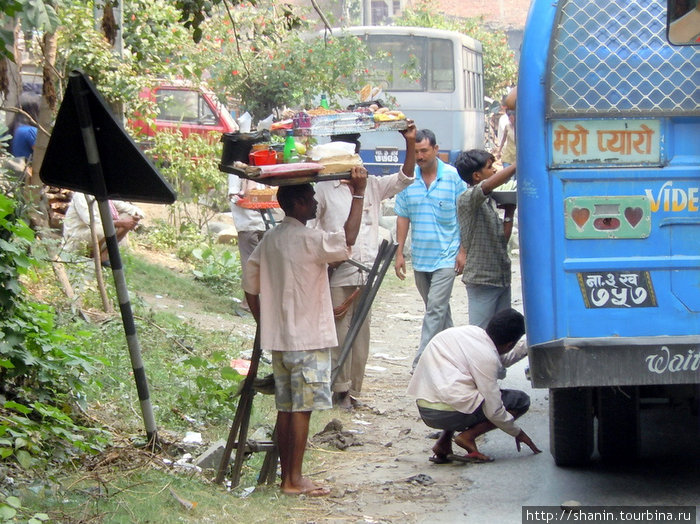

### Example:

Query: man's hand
xmin=399 ymin=119 xmax=416 ymax=141
xmin=455 ymin=248 xmax=466 ymax=275
xmin=347 ymin=165 xmax=368 ymax=195
xmin=515 ymin=430 xmax=541 ymax=454
xmin=115 ymin=214 xmax=140 ymax=232
xmin=395 ymin=251 xmax=407 ymax=280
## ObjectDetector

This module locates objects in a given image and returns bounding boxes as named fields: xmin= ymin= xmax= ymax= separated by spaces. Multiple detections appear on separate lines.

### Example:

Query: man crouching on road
xmin=243 ymin=167 xmax=367 ymax=496
xmin=407 ymin=308 xmax=541 ymax=463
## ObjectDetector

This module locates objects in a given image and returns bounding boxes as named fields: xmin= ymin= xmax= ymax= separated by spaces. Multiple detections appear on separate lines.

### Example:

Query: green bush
xmin=0 ymin=194 xmax=110 ymax=468
xmin=191 ymin=245 xmax=241 ymax=297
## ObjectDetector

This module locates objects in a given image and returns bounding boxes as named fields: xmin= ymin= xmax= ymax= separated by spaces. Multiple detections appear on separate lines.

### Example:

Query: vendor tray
xmin=292 ymin=118 xmax=409 ymax=137
xmin=491 ymin=190 xmax=517 ymax=206
xmin=219 ymin=161 xmax=351 ymax=187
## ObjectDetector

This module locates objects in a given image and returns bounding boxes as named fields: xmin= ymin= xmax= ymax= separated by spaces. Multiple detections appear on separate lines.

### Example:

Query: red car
xmin=130 ymin=83 xmax=238 ymax=140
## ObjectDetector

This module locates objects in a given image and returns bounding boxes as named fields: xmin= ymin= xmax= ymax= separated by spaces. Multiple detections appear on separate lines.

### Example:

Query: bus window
xmin=547 ymin=0 xmax=698 ymax=115
xmin=462 ymin=47 xmax=483 ymax=111
xmin=334 ymin=26 xmax=484 ymax=175
xmin=668 ymin=0 xmax=700 ymax=44
xmin=366 ymin=35 xmax=426 ymax=91
xmin=428 ymin=39 xmax=455 ymax=91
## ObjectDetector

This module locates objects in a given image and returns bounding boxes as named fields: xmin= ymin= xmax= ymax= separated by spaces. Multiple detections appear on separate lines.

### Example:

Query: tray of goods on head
xmin=219 ymin=161 xmax=352 ymax=187
xmin=289 ymin=106 xmax=408 ymax=136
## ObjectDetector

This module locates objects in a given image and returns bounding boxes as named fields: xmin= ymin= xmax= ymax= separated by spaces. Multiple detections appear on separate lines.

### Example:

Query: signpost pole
xmin=68 ymin=72 xmax=158 ymax=444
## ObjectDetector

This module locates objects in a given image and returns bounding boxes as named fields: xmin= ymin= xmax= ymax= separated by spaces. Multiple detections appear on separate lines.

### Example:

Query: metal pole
xmin=69 ymin=72 xmax=158 ymax=444
xmin=331 ymin=240 xmax=397 ymax=385
xmin=363 ymin=0 xmax=372 ymax=25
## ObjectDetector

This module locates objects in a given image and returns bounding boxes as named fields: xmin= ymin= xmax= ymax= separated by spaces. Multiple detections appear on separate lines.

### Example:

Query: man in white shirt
xmin=407 ymin=308 xmax=540 ymax=463
xmin=313 ymin=123 xmax=416 ymax=409
xmin=243 ymin=167 xmax=367 ymax=497
xmin=228 ymin=174 xmax=267 ymax=312
xmin=62 ymin=192 xmax=144 ymax=265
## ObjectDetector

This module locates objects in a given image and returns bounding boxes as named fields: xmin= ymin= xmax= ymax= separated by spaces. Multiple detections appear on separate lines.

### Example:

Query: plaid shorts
xmin=271 ymin=348 xmax=332 ymax=412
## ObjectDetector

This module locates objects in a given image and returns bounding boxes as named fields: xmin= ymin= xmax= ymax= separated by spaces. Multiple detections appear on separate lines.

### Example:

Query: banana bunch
xmin=373 ymin=107 xmax=406 ymax=122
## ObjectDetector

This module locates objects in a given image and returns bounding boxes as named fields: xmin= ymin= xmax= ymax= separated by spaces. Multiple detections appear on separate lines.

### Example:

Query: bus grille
xmin=548 ymin=0 xmax=700 ymax=117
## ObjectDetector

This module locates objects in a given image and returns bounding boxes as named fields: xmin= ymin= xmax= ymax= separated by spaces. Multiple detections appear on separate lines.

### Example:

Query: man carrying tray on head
xmin=243 ymin=167 xmax=368 ymax=497
xmin=312 ymin=122 xmax=417 ymax=409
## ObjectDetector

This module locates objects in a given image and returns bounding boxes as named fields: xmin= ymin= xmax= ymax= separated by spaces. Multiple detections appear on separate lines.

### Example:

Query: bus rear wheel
xmin=549 ymin=387 xmax=594 ymax=466
xmin=596 ymin=386 xmax=640 ymax=463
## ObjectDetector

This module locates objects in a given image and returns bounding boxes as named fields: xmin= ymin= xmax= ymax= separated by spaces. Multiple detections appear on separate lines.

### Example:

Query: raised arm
xmin=400 ymin=121 xmax=416 ymax=178
xmin=481 ymin=163 xmax=517 ymax=195
xmin=343 ymin=166 xmax=368 ymax=247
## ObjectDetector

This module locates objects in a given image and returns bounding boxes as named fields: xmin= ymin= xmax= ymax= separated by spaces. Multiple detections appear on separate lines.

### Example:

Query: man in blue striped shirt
xmin=394 ymin=129 xmax=467 ymax=370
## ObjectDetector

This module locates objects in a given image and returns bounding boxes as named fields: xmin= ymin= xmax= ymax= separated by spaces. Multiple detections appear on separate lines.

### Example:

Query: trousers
xmin=330 ymin=285 xmax=371 ymax=396
xmin=412 ymin=267 xmax=456 ymax=369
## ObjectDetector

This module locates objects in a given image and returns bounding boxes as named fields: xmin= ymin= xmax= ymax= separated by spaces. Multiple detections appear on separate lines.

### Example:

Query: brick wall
xmin=404 ymin=0 xmax=532 ymax=29
xmin=290 ymin=0 xmax=533 ymax=30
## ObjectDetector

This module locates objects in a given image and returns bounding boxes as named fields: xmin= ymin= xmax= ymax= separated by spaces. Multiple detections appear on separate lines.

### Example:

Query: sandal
xmin=428 ymin=454 xmax=452 ymax=464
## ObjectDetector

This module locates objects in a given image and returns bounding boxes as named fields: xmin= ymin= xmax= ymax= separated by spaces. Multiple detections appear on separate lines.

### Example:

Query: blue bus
xmin=518 ymin=0 xmax=700 ymax=465
xmin=337 ymin=26 xmax=484 ymax=175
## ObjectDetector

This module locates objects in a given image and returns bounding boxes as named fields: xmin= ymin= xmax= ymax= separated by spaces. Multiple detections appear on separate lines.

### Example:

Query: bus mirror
xmin=667 ymin=2 xmax=700 ymax=45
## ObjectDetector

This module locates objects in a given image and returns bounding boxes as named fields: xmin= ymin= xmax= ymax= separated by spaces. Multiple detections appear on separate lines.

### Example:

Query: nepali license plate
xmin=374 ymin=147 xmax=399 ymax=163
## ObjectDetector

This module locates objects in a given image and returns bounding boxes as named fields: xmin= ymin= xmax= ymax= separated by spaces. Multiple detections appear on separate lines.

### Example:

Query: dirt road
xmin=278 ymin=258 xmax=536 ymax=523
xmin=136 ymin=238 xmax=534 ymax=522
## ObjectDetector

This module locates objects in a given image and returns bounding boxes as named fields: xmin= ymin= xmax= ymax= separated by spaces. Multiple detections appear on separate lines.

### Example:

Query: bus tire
xmin=597 ymin=386 xmax=640 ymax=463
xmin=549 ymin=387 xmax=594 ymax=467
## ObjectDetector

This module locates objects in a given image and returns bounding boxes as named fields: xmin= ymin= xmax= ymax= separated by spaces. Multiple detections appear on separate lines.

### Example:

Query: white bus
xmin=335 ymin=26 xmax=484 ymax=175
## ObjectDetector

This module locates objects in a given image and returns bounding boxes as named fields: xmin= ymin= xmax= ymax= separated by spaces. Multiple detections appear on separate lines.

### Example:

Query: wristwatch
xmin=503 ymin=217 xmax=514 ymax=223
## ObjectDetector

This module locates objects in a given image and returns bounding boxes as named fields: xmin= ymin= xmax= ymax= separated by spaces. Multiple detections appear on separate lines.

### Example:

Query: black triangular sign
xmin=40 ymin=70 xmax=176 ymax=204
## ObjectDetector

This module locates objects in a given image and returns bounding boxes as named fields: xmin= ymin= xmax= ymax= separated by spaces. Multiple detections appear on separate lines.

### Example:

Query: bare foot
xmin=454 ymin=432 xmax=479 ymax=455
xmin=431 ymin=443 xmax=452 ymax=457
xmin=281 ymin=477 xmax=330 ymax=497
xmin=432 ymin=430 xmax=454 ymax=457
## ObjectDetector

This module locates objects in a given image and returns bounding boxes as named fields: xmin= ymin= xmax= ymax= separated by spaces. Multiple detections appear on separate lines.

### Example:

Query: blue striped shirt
xmin=395 ymin=160 xmax=466 ymax=272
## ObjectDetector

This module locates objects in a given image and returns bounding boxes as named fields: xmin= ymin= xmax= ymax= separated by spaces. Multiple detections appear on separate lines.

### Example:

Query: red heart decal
xmin=572 ymin=207 xmax=590 ymax=228
xmin=625 ymin=207 xmax=643 ymax=228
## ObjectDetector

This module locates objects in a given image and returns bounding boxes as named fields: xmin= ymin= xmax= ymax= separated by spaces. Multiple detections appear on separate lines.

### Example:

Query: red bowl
xmin=249 ymin=149 xmax=277 ymax=166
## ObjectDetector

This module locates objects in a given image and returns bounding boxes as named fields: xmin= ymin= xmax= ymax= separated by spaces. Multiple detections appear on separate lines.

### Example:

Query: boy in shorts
xmin=243 ymin=167 xmax=367 ymax=496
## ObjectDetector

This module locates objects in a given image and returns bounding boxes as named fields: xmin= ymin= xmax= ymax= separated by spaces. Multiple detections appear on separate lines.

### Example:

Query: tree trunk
xmin=29 ymin=31 xmax=78 ymax=303
xmin=31 ymin=32 xmax=58 ymax=189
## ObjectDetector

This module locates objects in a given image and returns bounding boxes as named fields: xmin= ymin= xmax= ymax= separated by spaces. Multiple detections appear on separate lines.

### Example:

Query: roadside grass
xmin=123 ymin=251 xmax=239 ymax=316
xmin=14 ymin=251 xmax=353 ymax=522
xmin=17 ymin=466 xmax=302 ymax=523
xmin=70 ymin=253 xmax=264 ymax=437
